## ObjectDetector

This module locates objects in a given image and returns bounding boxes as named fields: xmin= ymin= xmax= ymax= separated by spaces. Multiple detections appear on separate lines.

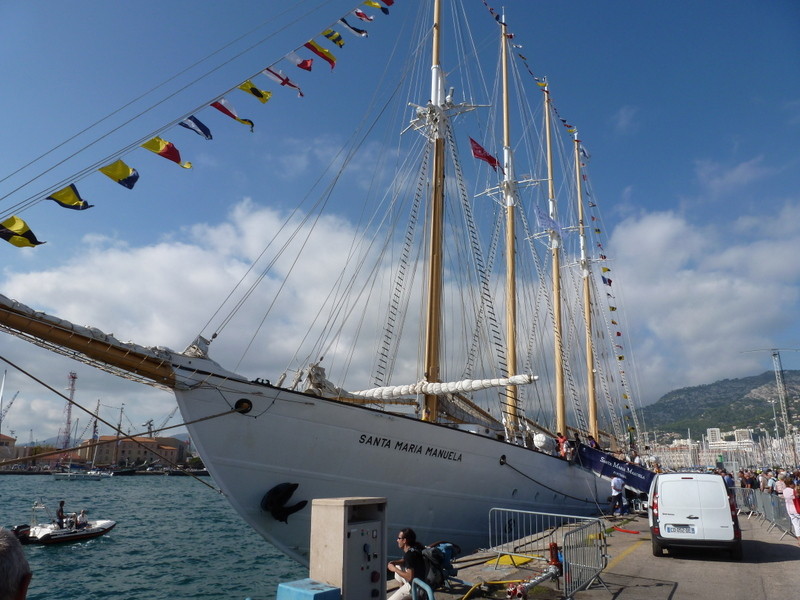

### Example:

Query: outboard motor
xmin=11 ymin=524 xmax=30 ymax=544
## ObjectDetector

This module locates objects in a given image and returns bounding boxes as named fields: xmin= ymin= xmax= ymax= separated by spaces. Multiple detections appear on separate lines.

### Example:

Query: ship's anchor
xmin=261 ymin=482 xmax=308 ymax=523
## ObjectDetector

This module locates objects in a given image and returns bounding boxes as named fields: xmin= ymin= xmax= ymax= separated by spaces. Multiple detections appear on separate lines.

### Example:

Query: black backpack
xmin=421 ymin=542 xmax=459 ymax=589
xmin=420 ymin=546 xmax=446 ymax=589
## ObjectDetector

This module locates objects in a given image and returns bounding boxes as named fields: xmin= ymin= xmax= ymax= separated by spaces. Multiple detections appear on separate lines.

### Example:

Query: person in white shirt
xmin=610 ymin=474 xmax=627 ymax=515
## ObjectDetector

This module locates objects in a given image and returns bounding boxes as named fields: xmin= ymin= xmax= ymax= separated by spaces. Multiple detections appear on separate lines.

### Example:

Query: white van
xmin=648 ymin=472 xmax=742 ymax=559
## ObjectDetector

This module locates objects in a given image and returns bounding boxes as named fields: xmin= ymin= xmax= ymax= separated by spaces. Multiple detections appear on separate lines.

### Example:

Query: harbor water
xmin=1 ymin=474 xmax=307 ymax=599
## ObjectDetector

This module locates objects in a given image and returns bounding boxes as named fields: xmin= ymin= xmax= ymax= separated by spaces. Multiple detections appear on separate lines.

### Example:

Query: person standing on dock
xmin=0 ymin=528 xmax=32 ymax=600
xmin=387 ymin=528 xmax=426 ymax=600
xmin=610 ymin=474 xmax=627 ymax=516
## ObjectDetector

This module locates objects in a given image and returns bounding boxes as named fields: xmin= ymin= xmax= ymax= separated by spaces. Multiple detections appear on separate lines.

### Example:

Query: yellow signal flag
xmin=0 ymin=215 xmax=45 ymax=247
xmin=238 ymin=80 xmax=272 ymax=104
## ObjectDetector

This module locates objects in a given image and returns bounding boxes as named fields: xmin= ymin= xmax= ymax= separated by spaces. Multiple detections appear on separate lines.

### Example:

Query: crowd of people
xmin=731 ymin=466 xmax=800 ymax=492
xmin=728 ymin=466 xmax=800 ymax=543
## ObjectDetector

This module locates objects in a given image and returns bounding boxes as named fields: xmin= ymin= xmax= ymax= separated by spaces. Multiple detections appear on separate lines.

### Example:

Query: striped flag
xmin=304 ymin=40 xmax=336 ymax=70
xmin=0 ymin=215 xmax=44 ymax=247
xmin=46 ymin=184 xmax=93 ymax=210
xmin=179 ymin=115 xmax=213 ymax=140
xmin=339 ymin=18 xmax=368 ymax=37
xmin=323 ymin=29 xmax=345 ymax=48
xmin=353 ymin=9 xmax=374 ymax=22
xmin=210 ymin=97 xmax=255 ymax=132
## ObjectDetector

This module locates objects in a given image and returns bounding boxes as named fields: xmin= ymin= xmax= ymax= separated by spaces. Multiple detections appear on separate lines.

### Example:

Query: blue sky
xmin=1 ymin=0 xmax=799 ymax=444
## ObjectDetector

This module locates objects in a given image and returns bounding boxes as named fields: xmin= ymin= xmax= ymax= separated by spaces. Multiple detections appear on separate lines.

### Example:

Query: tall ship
xmin=0 ymin=1 xmax=644 ymax=565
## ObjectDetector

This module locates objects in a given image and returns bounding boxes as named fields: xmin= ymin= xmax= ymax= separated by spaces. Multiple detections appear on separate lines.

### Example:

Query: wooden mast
xmin=113 ymin=403 xmax=124 ymax=467
xmin=500 ymin=18 xmax=519 ymax=433
xmin=422 ymin=0 xmax=444 ymax=421
xmin=544 ymin=85 xmax=566 ymax=436
xmin=574 ymin=133 xmax=598 ymax=440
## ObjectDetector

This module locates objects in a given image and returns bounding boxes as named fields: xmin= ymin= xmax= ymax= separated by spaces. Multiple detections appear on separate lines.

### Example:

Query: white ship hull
xmin=174 ymin=370 xmax=603 ymax=566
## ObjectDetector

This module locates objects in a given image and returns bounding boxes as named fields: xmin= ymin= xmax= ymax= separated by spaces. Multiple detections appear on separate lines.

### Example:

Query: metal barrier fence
xmin=733 ymin=487 xmax=797 ymax=540
xmin=488 ymin=508 xmax=607 ymax=599
xmin=562 ymin=518 xmax=609 ymax=599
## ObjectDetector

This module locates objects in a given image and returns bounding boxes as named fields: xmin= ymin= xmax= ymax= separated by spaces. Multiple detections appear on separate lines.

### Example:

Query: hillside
xmin=640 ymin=370 xmax=800 ymax=440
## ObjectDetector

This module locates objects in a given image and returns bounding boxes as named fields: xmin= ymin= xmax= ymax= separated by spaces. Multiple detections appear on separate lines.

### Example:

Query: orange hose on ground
xmin=613 ymin=526 xmax=640 ymax=534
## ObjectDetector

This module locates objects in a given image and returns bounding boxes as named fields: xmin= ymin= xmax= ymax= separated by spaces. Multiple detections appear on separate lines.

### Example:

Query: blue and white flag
xmin=179 ymin=115 xmax=213 ymax=140
xmin=535 ymin=205 xmax=561 ymax=236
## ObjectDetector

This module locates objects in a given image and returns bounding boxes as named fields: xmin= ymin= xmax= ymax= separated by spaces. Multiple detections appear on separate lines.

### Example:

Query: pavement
xmin=419 ymin=510 xmax=800 ymax=600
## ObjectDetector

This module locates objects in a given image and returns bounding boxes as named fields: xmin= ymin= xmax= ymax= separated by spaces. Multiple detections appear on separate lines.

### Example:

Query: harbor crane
xmin=0 ymin=390 xmax=19 ymax=438
xmin=157 ymin=406 xmax=178 ymax=432
xmin=142 ymin=406 xmax=178 ymax=438
xmin=743 ymin=348 xmax=800 ymax=438
xmin=57 ymin=372 xmax=78 ymax=450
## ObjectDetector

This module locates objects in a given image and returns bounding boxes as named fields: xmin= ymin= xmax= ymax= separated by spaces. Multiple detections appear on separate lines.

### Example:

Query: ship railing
xmin=487 ymin=508 xmax=607 ymax=599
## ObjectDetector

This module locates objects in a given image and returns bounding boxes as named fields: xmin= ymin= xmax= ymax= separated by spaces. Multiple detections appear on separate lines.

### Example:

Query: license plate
xmin=665 ymin=525 xmax=695 ymax=534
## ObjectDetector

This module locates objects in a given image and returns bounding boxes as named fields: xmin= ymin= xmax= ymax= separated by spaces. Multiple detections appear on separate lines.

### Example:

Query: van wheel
xmin=730 ymin=541 xmax=743 ymax=561
xmin=651 ymin=537 xmax=664 ymax=557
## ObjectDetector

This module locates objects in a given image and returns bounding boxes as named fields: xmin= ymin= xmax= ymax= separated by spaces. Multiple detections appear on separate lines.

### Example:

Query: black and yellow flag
xmin=0 ymin=215 xmax=45 ymax=247
xmin=238 ymin=80 xmax=272 ymax=104
xmin=47 ymin=184 xmax=93 ymax=210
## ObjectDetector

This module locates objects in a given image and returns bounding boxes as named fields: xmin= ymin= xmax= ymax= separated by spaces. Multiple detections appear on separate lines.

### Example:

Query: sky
xmin=0 ymin=0 xmax=799 ymax=445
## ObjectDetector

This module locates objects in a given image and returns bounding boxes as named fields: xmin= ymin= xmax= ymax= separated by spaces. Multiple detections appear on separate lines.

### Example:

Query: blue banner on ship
xmin=576 ymin=444 xmax=655 ymax=493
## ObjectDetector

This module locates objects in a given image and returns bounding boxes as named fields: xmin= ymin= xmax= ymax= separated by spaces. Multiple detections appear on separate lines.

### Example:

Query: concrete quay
xmin=423 ymin=511 xmax=800 ymax=600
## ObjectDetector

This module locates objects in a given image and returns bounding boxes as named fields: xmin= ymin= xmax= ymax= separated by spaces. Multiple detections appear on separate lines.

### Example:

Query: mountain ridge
xmin=640 ymin=370 xmax=800 ymax=441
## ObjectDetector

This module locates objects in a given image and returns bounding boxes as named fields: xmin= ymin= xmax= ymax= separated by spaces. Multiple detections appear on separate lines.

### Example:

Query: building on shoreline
xmin=77 ymin=435 xmax=187 ymax=467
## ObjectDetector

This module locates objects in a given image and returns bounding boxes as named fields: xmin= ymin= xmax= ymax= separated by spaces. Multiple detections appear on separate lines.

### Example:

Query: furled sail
xmin=350 ymin=374 xmax=536 ymax=400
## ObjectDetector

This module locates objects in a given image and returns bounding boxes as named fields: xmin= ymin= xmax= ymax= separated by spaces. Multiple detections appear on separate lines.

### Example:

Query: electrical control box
xmin=309 ymin=497 xmax=387 ymax=600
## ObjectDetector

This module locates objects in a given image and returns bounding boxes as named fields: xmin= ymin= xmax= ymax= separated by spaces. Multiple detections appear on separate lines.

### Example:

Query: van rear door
xmin=658 ymin=476 xmax=734 ymax=542
xmin=695 ymin=477 xmax=734 ymax=541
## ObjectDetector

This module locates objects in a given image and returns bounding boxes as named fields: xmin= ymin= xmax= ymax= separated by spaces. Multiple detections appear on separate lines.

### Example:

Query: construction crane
xmin=0 ymin=390 xmax=19 ymax=438
xmin=142 ymin=406 xmax=178 ymax=438
xmin=157 ymin=406 xmax=178 ymax=432
xmin=743 ymin=348 xmax=800 ymax=438
xmin=57 ymin=372 xmax=78 ymax=450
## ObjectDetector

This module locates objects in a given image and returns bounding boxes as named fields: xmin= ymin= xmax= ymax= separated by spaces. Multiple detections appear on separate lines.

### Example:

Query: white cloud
xmin=609 ymin=201 xmax=800 ymax=404
xmin=785 ymin=98 xmax=800 ymax=126
xmin=611 ymin=105 xmax=639 ymax=135
xmin=693 ymin=156 xmax=775 ymax=198
xmin=0 ymin=198 xmax=396 ymax=442
xmin=3 ymin=192 xmax=799 ymax=444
